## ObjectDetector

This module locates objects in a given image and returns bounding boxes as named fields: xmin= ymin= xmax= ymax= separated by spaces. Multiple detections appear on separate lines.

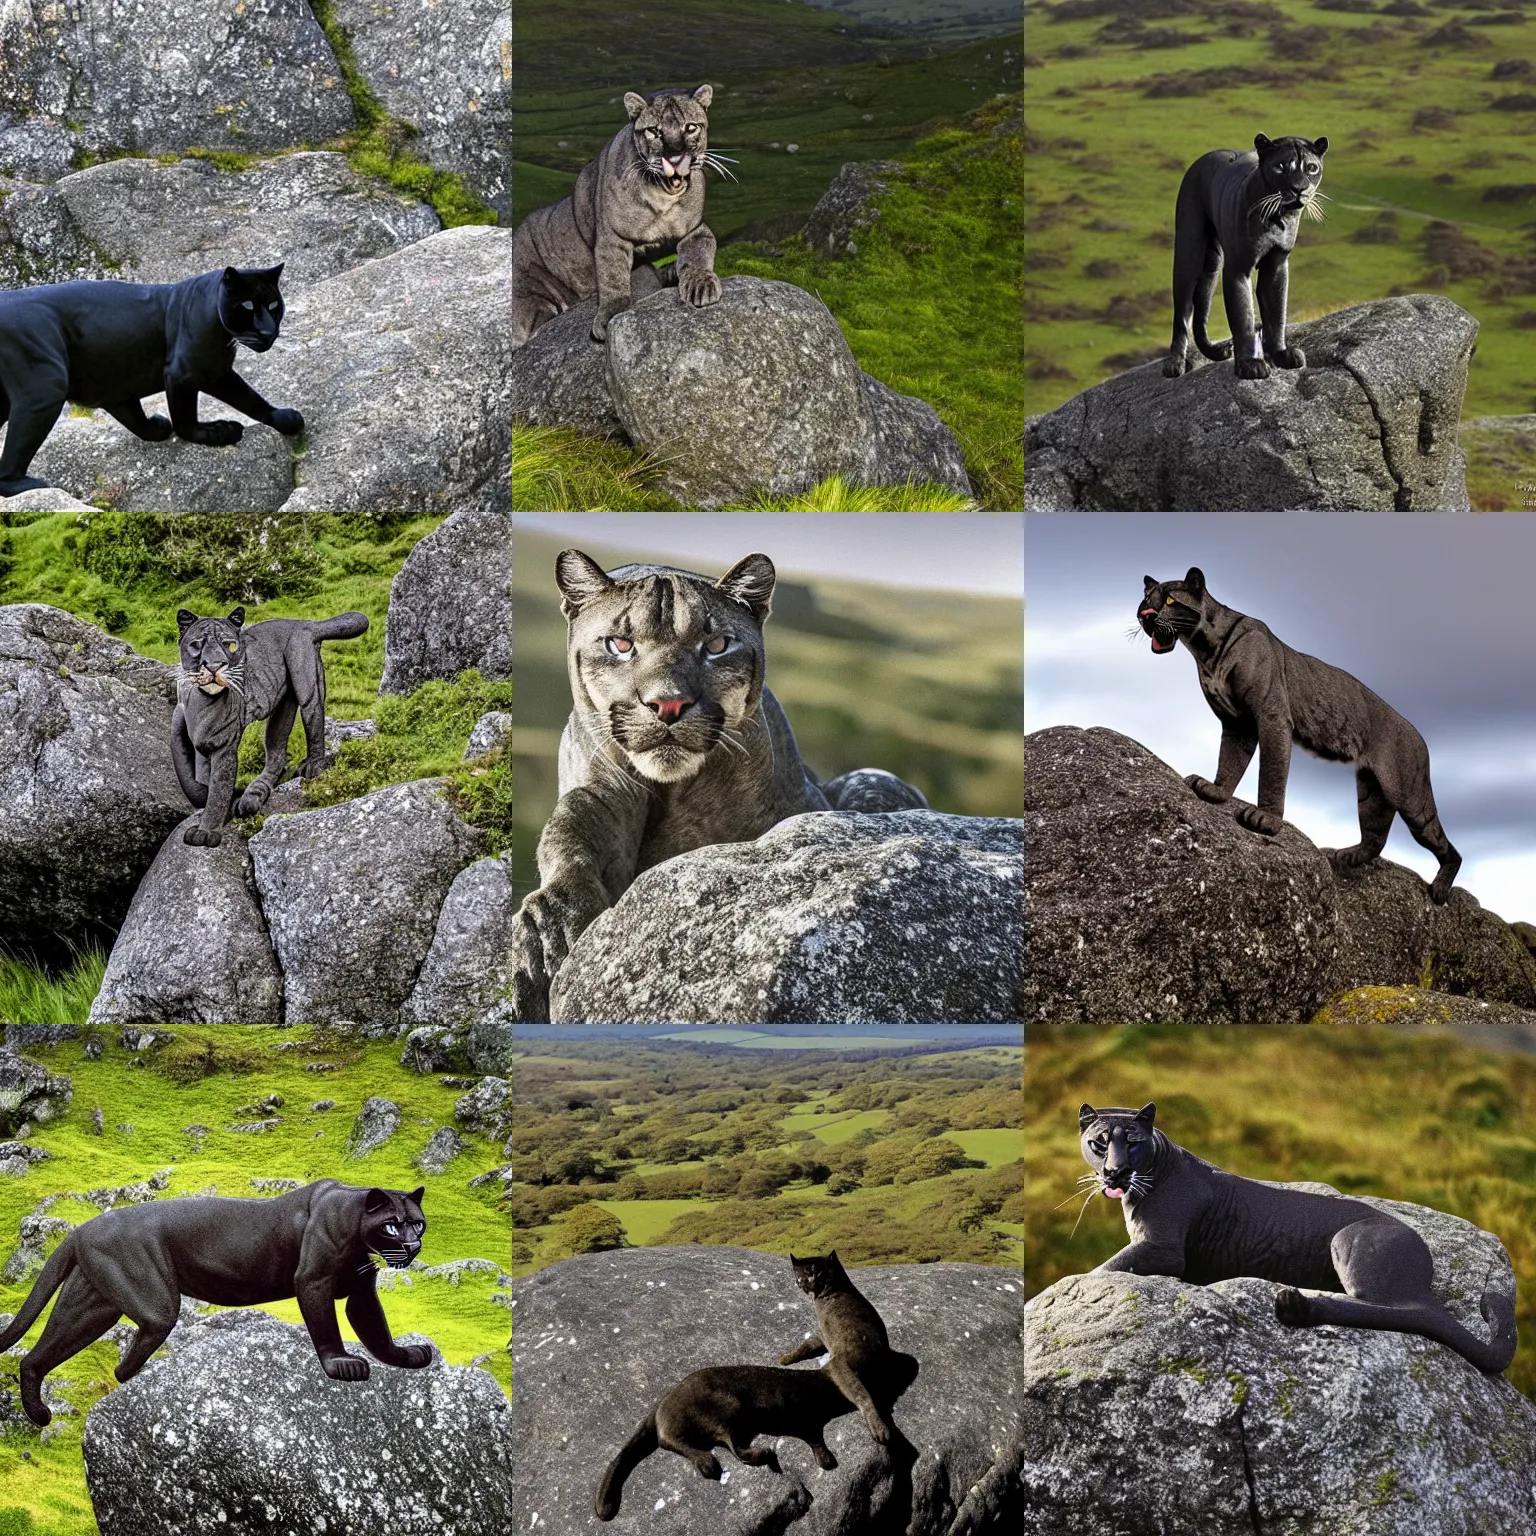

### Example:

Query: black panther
xmin=0 ymin=1180 xmax=433 ymax=1426
xmin=0 ymin=264 xmax=303 ymax=496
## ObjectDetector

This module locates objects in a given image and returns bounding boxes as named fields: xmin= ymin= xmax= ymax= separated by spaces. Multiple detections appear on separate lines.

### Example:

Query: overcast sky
xmin=1026 ymin=515 xmax=1536 ymax=924
xmin=513 ymin=513 xmax=1024 ymax=596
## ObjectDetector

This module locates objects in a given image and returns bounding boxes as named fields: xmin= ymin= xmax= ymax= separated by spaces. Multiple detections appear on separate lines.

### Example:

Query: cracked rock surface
xmin=1023 ymin=1190 xmax=1536 ymax=1535
xmin=513 ymin=1245 xmax=1023 ymax=1536
xmin=1025 ymin=296 xmax=1477 ymax=511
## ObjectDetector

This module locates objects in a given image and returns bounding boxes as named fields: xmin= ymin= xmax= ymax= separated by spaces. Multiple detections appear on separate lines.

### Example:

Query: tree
xmin=562 ymin=1203 xmax=626 ymax=1256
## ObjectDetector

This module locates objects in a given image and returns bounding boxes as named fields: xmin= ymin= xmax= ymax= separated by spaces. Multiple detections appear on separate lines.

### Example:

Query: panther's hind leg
xmin=1190 ymin=242 xmax=1232 ymax=362
xmin=1372 ymin=748 xmax=1460 ymax=904
xmin=113 ymin=1290 xmax=181 ymax=1381
xmin=236 ymin=693 xmax=297 ymax=817
xmin=821 ymin=768 xmax=928 ymax=812
xmin=102 ymin=398 xmax=174 ymax=442
xmin=659 ymin=1430 xmax=722 ymax=1480
xmin=17 ymin=1270 xmax=122 ymax=1426
xmin=1328 ymin=766 xmax=1394 ymax=873
xmin=725 ymin=1431 xmax=781 ymax=1472
xmin=0 ymin=397 xmax=66 ymax=495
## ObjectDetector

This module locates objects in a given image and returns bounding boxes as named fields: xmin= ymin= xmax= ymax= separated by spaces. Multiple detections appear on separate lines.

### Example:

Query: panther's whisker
xmin=1068 ymin=1189 xmax=1097 ymax=1241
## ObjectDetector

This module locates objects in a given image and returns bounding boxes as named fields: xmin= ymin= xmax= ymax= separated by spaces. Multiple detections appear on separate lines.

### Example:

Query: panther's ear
xmin=1312 ymin=136 xmax=1328 ymax=157
xmin=407 ymin=1187 xmax=425 ymax=1206
xmin=1136 ymin=1103 xmax=1157 ymax=1127
xmin=225 ymin=607 xmax=245 ymax=630
xmin=716 ymin=553 xmax=776 ymax=622
xmin=264 ymin=262 xmax=285 ymax=283
xmin=177 ymin=609 xmax=198 ymax=633
xmin=364 ymin=1187 xmax=391 ymax=1212
xmin=1079 ymin=1103 xmax=1097 ymax=1129
xmin=1183 ymin=567 xmax=1206 ymax=597
xmin=1143 ymin=575 xmax=1157 ymax=595
xmin=555 ymin=549 xmax=616 ymax=617
xmin=623 ymin=90 xmax=648 ymax=121
xmin=692 ymin=83 xmax=714 ymax=109
xmin=1254 ymin=133 xmax=1273 ymax=153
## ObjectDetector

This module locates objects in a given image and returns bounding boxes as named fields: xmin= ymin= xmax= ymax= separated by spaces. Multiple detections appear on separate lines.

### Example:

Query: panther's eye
xmin=226 ymin=641 xmax=237 ymax=651
xmin=384 ymin=1223 xmax=398 ymax=1236
xmin=242 ymin=300 xmax=255 ymax=311
xmin=605 ymin=636 xmax=634 ymax=656
xmin=704 ymin=635 xmax=728 ymax=656
xmin=1165 ymin=596 xmax=1173 ymax=605
xmin=686 ymin=124 xmax=699 ymax=134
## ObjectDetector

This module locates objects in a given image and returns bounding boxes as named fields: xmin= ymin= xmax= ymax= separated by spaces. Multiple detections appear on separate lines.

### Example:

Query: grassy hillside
xmin=510 ymin=1040 xmax=1022 ymax=1277
xmin=1027 ymin=1022 xmax=1536 ymax=1401
xmin=1024 ymin=0 xmax=1536 ymax=504
xmin=0 ymin=1030 xmax=510 ymax=1535
xmin=510 ymin=527 xmax=1024 ymax=902
xmin=0 ymin=510 xmax=511 ymax=1008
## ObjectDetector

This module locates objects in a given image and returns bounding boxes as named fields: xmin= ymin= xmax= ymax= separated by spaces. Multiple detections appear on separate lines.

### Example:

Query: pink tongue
xmin=1104 ymin=1188 xmax=1125 ymax=1199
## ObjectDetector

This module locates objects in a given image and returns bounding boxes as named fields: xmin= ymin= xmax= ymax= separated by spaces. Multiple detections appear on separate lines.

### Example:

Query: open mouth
xmin=1102 ymin=1183 xmax=1126 ymax=1200
xmin=664 ymin=174 xmax=688 ymax=194
xmin=1139 ymin=607 xmax=1177 ymax=653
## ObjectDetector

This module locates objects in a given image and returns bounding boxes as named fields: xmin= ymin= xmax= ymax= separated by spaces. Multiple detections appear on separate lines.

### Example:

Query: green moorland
xmin=508 ymin=526 xmax=1024 ymax=903
xmin=0 ymin=510 xmax=511 ymax=1013
xmin=0 ymin=1029 xmax=511 ymax=1536
xmin=512 ymin=0 xmax=1022 ymax=509
xmin=1023 ymin=0 xmax=1536 ymax=507
xmin=510 ymin=1041 xmax=1023 ymax=1278
xmin=1028 ymin=1023 xmax=1536 ymax=1401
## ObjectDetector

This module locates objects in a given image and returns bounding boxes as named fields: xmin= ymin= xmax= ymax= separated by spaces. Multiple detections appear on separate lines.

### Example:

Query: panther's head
xmin=362 ymin=1186 xmax=427 ymax=1269
xmin=789 ymin=1251 xmax=850 ymax=1299
xmin=1253 ymin=133 xmax=1328 ymax=223
xmin=1138 ymin=568 xmax=1211 ymax=655
xmin=177 ymin=607 xmax=247 ymax=698
xmin=557 ymin=549 xmax=776 ymax=785
xmin=217 ymin=264 xmax=288 ymax=352
xmin=1079 ymin=1104 xmax=1159 ymax=1203
xmin=622 ymin=84 xmax=713 ymax=196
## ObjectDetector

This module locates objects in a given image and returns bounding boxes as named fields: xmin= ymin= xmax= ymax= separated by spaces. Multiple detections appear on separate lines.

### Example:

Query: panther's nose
xmin=647 ymin=696 xmax=693 ymax=724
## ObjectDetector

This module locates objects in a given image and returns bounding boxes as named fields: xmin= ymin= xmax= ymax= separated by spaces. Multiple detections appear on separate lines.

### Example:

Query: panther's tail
xmin=595 ymin=1410 xmax=659 ymax=1521
xmin=307 ymin=612 xmax=369 ymax=643
xmin=0 ymin=1230 xmax=77 ymax=1352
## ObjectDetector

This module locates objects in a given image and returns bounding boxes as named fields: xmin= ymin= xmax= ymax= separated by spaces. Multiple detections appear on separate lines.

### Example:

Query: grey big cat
xmin=512 ymin=84 xmax=726 ymax=348
xmin=1079 ymin=1104 xmax=1516 ymax=1373
xmin=508 ymin=550 xmax=928 ymax=1020
xmin=172 ymin=606 xmax=369 ymax=847
xmin=1138 ymin=567 xmax=1460 ymax=903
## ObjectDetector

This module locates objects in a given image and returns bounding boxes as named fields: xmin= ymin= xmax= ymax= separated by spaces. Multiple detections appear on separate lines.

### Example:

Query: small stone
xmin=311 ymin=1099 xmax=336 ymax=1113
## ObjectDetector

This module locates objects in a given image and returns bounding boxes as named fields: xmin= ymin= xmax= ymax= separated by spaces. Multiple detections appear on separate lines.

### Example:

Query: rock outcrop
xmin=329 ymin=0 xmax=510 ymax=221
xmin=0 ymin=153 xmax=440 ymax=290
xmin=379 ymin=508 xmax=512 ymax=694
xmin=0 ymin=605 xmax=186 ymax=965
xmin=511 ymin=276 xmax=972 ymax=506
xmin=1023 ymin=1191 xmax=1536 ymax=1533
xmin=512 ymin=1245 xmax=1023 ymax=1536
xmin=249 ymin=780 xmax=484 ymax=1029
xmin=0 ymin=1047 xmax=73 ymax=1136
xmin=802 ymin=160 xmax=903 ymax=256
xmin=401 ymin=856 xmax=516 ymax=1028
xmin=88 ymin=816 xmax=284 ymax=1027
xmin=347 ymin=1096 xmax=402 ymax=1158
xmin=82 ymin=1310 xmax=511 ymax=1536
xmin=1026 ymin=727 xmax=1536 ymax=1023
xmin=465 ymin=711 xmax=511 ymax=758
xmin=551 ymin=811 xmax=1023 ymax=1024
xmin=0 ymin=0 xmax=354 ymax=170
xmin=1025 ymin=296 xmax=1477 ymax=511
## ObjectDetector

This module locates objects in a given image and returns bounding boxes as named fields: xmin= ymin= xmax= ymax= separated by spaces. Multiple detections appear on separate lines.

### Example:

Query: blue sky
xmin=1026 ymin=514 xmax=1536 ymax=925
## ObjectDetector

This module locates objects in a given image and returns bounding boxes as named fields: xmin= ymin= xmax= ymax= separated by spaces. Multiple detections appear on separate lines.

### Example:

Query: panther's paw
xmin=235 ymin=781 xmax=271 ymax=818
xmin=196 ymin=420 xmax=244 ymax=447
xmin=182 ymin=826 xmax=223 ymax=847
xmin=0 ymin=477 xmax=52 ymax=497
xmin=1267 ymin=345 xmax=1306 ymax=369
xmin=1206 ymin=339 xmax=1234 ymax=361
xmin=1162 ymin=353 xmax=1189 ymax=379
xmin=1235 ymin=804 xmax=1283 ymax=837
xmin=396 ymin=1344 xmax=434 ymax=1369
xmin=1185 ymin=775 xmax=1230 ymax=805
xmin=322 ymin=1354 xmax=371 ymax=1381
xmin=1274 ymin=1287 xmax=1310 ymax=1326
xmin=142 ymin=413 xmax=174 ymax=441
xmin=1234 ymin=355 xmax=1271 ymax=380
xmin=271 ymin=407 xmax=304 ymax=436
xmin=679 ymin=267 xmax=722 ymax=307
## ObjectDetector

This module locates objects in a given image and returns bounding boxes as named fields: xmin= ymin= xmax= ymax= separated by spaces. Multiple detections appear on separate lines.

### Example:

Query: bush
xmin=562 ymin=1203 xmax=626 ymax=1256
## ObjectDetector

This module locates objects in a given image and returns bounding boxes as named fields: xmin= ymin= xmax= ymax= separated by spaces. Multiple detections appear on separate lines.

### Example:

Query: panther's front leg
xmin=167 ymin=379 xmax=244 ymax=447
xmin=1223 ymin=268 xmax=1269 ymax=380
xmin=1186 ymin=727 xmax=1257 ymax=807
xmin=675 ymin=224 xmax=722 ymax=309
xmin=1257 ymin=250 xmax=1305 ymax=369
xmin=183 ymin=745 xmax=237 ymax=846
xmin=591 ymin=232 xmax=636 ymax=342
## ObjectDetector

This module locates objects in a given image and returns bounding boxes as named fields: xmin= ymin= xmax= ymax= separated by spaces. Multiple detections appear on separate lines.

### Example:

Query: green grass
xmin=781 ymin=1108 xmax=895 ymax=1143
xmin=1028 ymin=1023 xmax=1536 ymax=1401
xmin=948 ymin=1127 xmax=1025 ymax=1168
xmin=0 ymin=956 xmax=106 ymax=1028
xmin=0 ymin=1031 xmax=510 ymax=1532
xmin=591 ymin=1198 xmax=722 ymax=1244
xmin=1024 ymin=0 xmax=1536 ymax=504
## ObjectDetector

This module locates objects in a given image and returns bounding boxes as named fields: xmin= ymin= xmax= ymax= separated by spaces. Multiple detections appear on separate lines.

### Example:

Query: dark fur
xmin=1164 ymin=133 xmax=1327 ymax=381
xmin=0 ymin=265 xmax=303 ymax=496
xmin=0 ymin=1180 xmax=433 ymax=1426
xmin=172 ymin=606 xmax=369 ymax=847
xmin=1138 ymin=567 xmax=1460 ymax=903
xmin=1079 ymin=1104 xmax=1516 ymax=1373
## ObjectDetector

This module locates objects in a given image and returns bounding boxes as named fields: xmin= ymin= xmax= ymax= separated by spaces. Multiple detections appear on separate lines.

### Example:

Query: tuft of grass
xmin=512 ymin=424 xmax=676 ymax=512
xmin=0 ymin=953 xmax=106 ymax=1027
xmin=729 ymin=475 xmax=976 ymax=511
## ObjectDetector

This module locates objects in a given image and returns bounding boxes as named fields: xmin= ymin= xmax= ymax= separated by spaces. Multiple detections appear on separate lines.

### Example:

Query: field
xmin=0 ymin=509 xmax=511 ymax=1010
xmin=509 ymin=1041 xmax=1024 ymax=1277
xmin=509 ymin=526 xmax=1025 ymax=903
xmin=1023 ymin=0 xmax=1536 ymax=505
xmin=0 ymin=1029 xmax=510 ymax=1536
xmin=1027 ymin=1022 xmax=1536 ymax=1401
xmin=511 ymin=0 xmax=1023 ymax=509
